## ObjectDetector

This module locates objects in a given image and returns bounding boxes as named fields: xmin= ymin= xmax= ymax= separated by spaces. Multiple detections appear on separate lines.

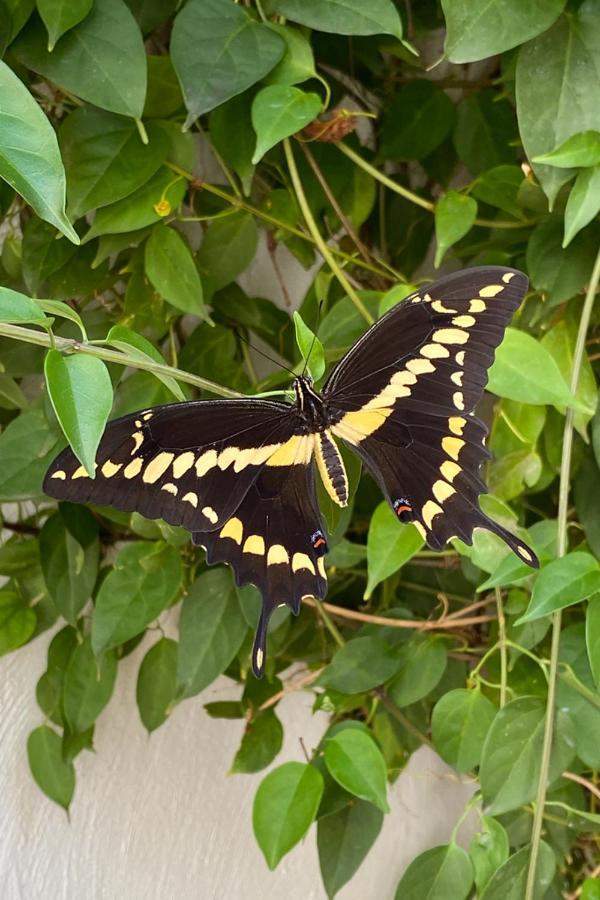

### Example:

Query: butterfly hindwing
xmin=325 ymin=266 xmax=538 ymax=565
xmin=193 ymin=462 xmax=328 ymax=675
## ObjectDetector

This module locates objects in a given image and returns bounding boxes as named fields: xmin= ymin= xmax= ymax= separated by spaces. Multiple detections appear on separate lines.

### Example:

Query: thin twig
xmin=302 ymin=596 xmax=494 ymax=630
xmin=259 ymin=668 xmax=324 ymax=711
xmin=562 ymin=771 xmax=600 ymax=803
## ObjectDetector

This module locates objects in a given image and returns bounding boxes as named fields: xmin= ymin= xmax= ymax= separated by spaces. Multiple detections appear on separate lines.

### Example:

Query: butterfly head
xmin=294 ymin=375 xmax=327 ymax=428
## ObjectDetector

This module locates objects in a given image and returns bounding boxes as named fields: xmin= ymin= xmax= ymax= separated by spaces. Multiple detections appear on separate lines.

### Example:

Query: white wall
xmin=1 ymin=622 xmax=476 ymax=900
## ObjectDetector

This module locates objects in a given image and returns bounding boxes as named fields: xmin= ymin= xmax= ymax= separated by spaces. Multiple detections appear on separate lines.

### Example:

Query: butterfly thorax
xmin=293 ymin=376 xmax=348 ymax=508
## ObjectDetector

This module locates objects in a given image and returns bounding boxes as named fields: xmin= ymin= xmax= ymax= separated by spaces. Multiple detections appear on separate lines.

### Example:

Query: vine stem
xmin=311 ymin=596 xmax=346 ymax=647
xmin=337 ymin=142 xmax=535 ymax=229
xmin=283 ymin=139 xmax=374 ymax=325
xmin=0 ymin=322 xmax=244 ymax=398
xmin=165 ymin=162 xmax=393 ymax=282
xmin=525 ymin=245 xmax=600 ymax=900
xmin=495 ymin=587 xmax=508 ymax=707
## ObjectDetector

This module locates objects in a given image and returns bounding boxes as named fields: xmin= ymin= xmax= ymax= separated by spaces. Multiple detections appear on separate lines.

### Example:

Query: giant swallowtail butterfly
xmin=44 ymin=267 xmax=538 ymax=676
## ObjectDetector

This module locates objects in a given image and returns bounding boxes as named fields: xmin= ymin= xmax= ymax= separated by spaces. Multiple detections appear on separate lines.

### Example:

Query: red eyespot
xmin=395 ymin=505 xmax=412 ymax=516
xmin=313 ymin=537 xmax=326 ymax=548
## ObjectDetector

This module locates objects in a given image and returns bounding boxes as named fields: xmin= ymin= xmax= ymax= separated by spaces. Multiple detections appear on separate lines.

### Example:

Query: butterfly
xmin=44 ymin=266 xmax=538 ymax=676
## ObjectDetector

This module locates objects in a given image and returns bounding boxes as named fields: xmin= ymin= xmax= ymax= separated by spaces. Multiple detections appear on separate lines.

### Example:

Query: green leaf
xmin=0 ymin=60 xmax=78 ymax=242
xmin=252 ymin=85 xmax=321 ymax=163
xmin=469 ymin=817 xmax=510 ymax=896
xmin=541 ymin=318 xmax=597 ymax=430
xmin=264 ymin=23 xmax=316 ymax=86
xmin=563 ymin=165 xmax=600 ymax=246
xmin=317 ymin=637 xmax=402 ymax=694
xmin=0 ymin=408 xmax=60 ymax=501
xmin=442 ymin=0 xmax=565 ymax=63
xmin=82 ymin=166 xmax=187 ymax=241
xmin=22 ymin=218 xmax=78 ymax=296
xmin=480 ymin=842 xmax=556 ymax=900
xmin=293 ymin=311 xmax=325 ymax=381
xmin=106 ymin=325 xmax=184 ymax=401
xmin=324 ymin=729 xmax=389 ymax=813
xmin=394 ymin=843 xmax=473 ymax=900
xmin=266 ymin=0 xmax=402 ymax=39
xmin=0 ymin=588 xmax=36 ymax=654
xmin=317 ymin=799 xmax=383 ymax=900
xmin=365 ymin=502 xmax=424 ymax=598
xmin=253 ymin=762 xmax=324 ymax=870
xmin=176 ymin=569 xmax=247 ymax=699
xmin=388 ymin=635 xmax=447 ymax=707
xmin=381 ymin=81 xmax=455 ymax=162
xmin=171 ymin=0 xmax=285 ymax=128
xmin=60 ymin=107 xmax=168 ymax=219
xmin=472 ymin=166 xmax=524 ymax=218
xmin=488 ymin=328 xmax=578 ymax=408
xmin=454 ymin=94 xmax=518 ymax=177
xmin=0 ymin=286 xmax=48 ymax=324
xmin=37 ymin=0 xmax=92 ymax=51
xmin=533 ymin=130 xmax=600 ymax=168
xmin=586 ymin=595 xmax=600 ymax=690
xmin=44 ymin=349 xmax=113 ymax=476
xmin=196 ymin=212 xmax=258 ymax=293
xmin=143 ymin=54 xmax=183 ymax=118
xmin=516 ymin=2 xmax=600 ymax=208
xmin=209 ymin=93 xmax=255 ymax=196
xmin=144 ymin=225 xmax=204 ymax=317
xmin=136 ymin=637 xmax=177 ymax=732
xmin=0 ymin=539 xmax=40 ymax=577
xmin=13 ymin=0 xmax=147 ymax=119
xmin=516 ymin=552 xmax=600 ymax=624
xmin=557 ymin=623 xmax=600 ymax=768
xmin=434 ymin=192 xmax=477 ymax=267
xmin=582 ymin=880 xmax=600 ymax=900
xmin=527 ymin=216 xmax=598 ymax=306
xmin=63 ymin=636 xmax=117 ymax=734
xmin=431 ymin=688 xmax=496 ymax=773
xmin=91 ymin=542 xmax=182 ymax=653
xmin=27 ymin=725 xmax=75 ymax=810
xmin=231 ymin=710 xmax=283 ymax=774
xmin=39 ymin=506 xmax=100 ymax=625
xmin=478 ymin=521 xmax=555 ymax=592
xmin=479 ymin=696 xmax=576 ymax=814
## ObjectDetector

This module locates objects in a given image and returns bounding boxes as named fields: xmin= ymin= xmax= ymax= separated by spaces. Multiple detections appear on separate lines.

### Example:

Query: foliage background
xmin=1 ymin=0 xmax=600 ymax=897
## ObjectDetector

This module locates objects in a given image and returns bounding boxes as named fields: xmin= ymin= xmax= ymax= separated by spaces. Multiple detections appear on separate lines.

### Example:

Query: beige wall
xmin=1 ymin=622 xmax=475 ymax=900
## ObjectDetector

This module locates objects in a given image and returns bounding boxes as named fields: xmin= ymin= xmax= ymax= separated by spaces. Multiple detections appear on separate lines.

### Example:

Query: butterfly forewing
xmin=325 ymin=266 xmax=538 ymax=566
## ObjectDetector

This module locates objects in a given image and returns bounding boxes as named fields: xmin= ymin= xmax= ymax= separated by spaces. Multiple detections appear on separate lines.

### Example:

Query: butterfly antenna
xmin=234 ymin=328 xmax=297 ymax=379
xmin=301 ymin=300 xmax=324 ymax=378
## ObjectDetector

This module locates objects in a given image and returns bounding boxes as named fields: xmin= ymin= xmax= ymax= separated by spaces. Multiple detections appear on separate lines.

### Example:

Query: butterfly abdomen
xmin=315 ymin=430 xmax=348 ymax=507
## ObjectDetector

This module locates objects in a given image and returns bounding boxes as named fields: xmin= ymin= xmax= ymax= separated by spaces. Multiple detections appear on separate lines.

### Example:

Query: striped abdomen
xmin=315 ymin=430 xmax=348 ymax=507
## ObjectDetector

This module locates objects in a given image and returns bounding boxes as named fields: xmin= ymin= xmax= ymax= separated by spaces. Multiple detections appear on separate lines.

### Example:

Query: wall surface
xmin=1 ymin=623 xmax=476 ymax=900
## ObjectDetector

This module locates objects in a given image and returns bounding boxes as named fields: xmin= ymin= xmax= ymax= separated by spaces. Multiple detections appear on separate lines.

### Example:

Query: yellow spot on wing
xmin=202 ymin=505 xmax=218 ymax=524
xmin=517 ymin=545 xmax=532 ymax=562
xmin=172 ymin=451 xmax=195 ymax=478
xmin=182 ymin=492 xmax=198 ymax=507
xmin=266 ymin=435 xmax=313 ymax=467
xmin=480 ymin=284 xmax=503 ymax=297
xmin=413 ymin=521 xmax=427 ymax=540
xmin=73 ymin=464 xmax=96 ymax=479
xmin=217 ymin=446 xmax=239 ymax=470
xmin=433 ymin=480 xmax=456 ymax=503
xmin=502 ymin=272 xmax=515 ymax=283
xmin=449 ymin=416 xmax=466 ymax=435
xmin=422 ymin=500 xmax=443 ymax=528
xmin=455 ymin=351 xmax=465 ymax=365
xmin=243 ymin=534 xmax=265 ymax=555
xmin=292 ymin=553 xmax=315 ymax=574
xmin=406 ymin=358 xmax=436 ymax=375
xmin=421 ymin=343 xmax=450 ymax=359
xmin=102 ymin=460 xmax=122 ymax=478
xmin=317 ymin=557 xmax=326 ymax=578
xmin=267 ymin=544 xmax=289 ymax=565
xmin=143 ymin=452 xmax=174 ymax=484
xmin=452 ymin=315 xmax=475 ymax=328
xmin=220 ymin=517 xmax=243 ymax=544
xmin=453 ymin=391 xmax=465 ymax=411
xmin=442 ymin=436 xmax=464 ymax=460
xmin=233 ymin=443 xmax=280 ymax=472
xmin=131 ymin=431 xmax=144 ymax=455
xmin=469 ymin=299 xmax=486 ymax=313
xmin=51 ymin=470 xmax=66 ymax=480
xmin=431 ymin=299 xmax=458 ymax=314
xmin=142 ymin=412 xmax=153 ymax=421
xmin=433 ymin=328 xmax=469 ymax=345
xmin=336 ymin=409 xmax=392 ymax=440
xmin=451 ymin=371 xmax=463 ymax=387
xmin=162 ymin=483 xmax=178 ymax=495
xmin=196 ymin=449 xmax=217 ymax=477
xmin=255 ymin=648 xmax=264 ymax=671
xmin=124 ymin=457 xmax=143 ymax=479
xmin=441 ymin=460 xmax=461 ymax=482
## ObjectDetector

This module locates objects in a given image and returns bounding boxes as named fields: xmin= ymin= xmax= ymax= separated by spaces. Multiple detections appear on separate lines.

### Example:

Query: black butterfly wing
xmin=44 ymin=399 xmax=300 ymax=532
xmin=193 ymin=462 xmax=328 ymax=676
xmin=324 ymin=266 xmax=538 ymax=566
